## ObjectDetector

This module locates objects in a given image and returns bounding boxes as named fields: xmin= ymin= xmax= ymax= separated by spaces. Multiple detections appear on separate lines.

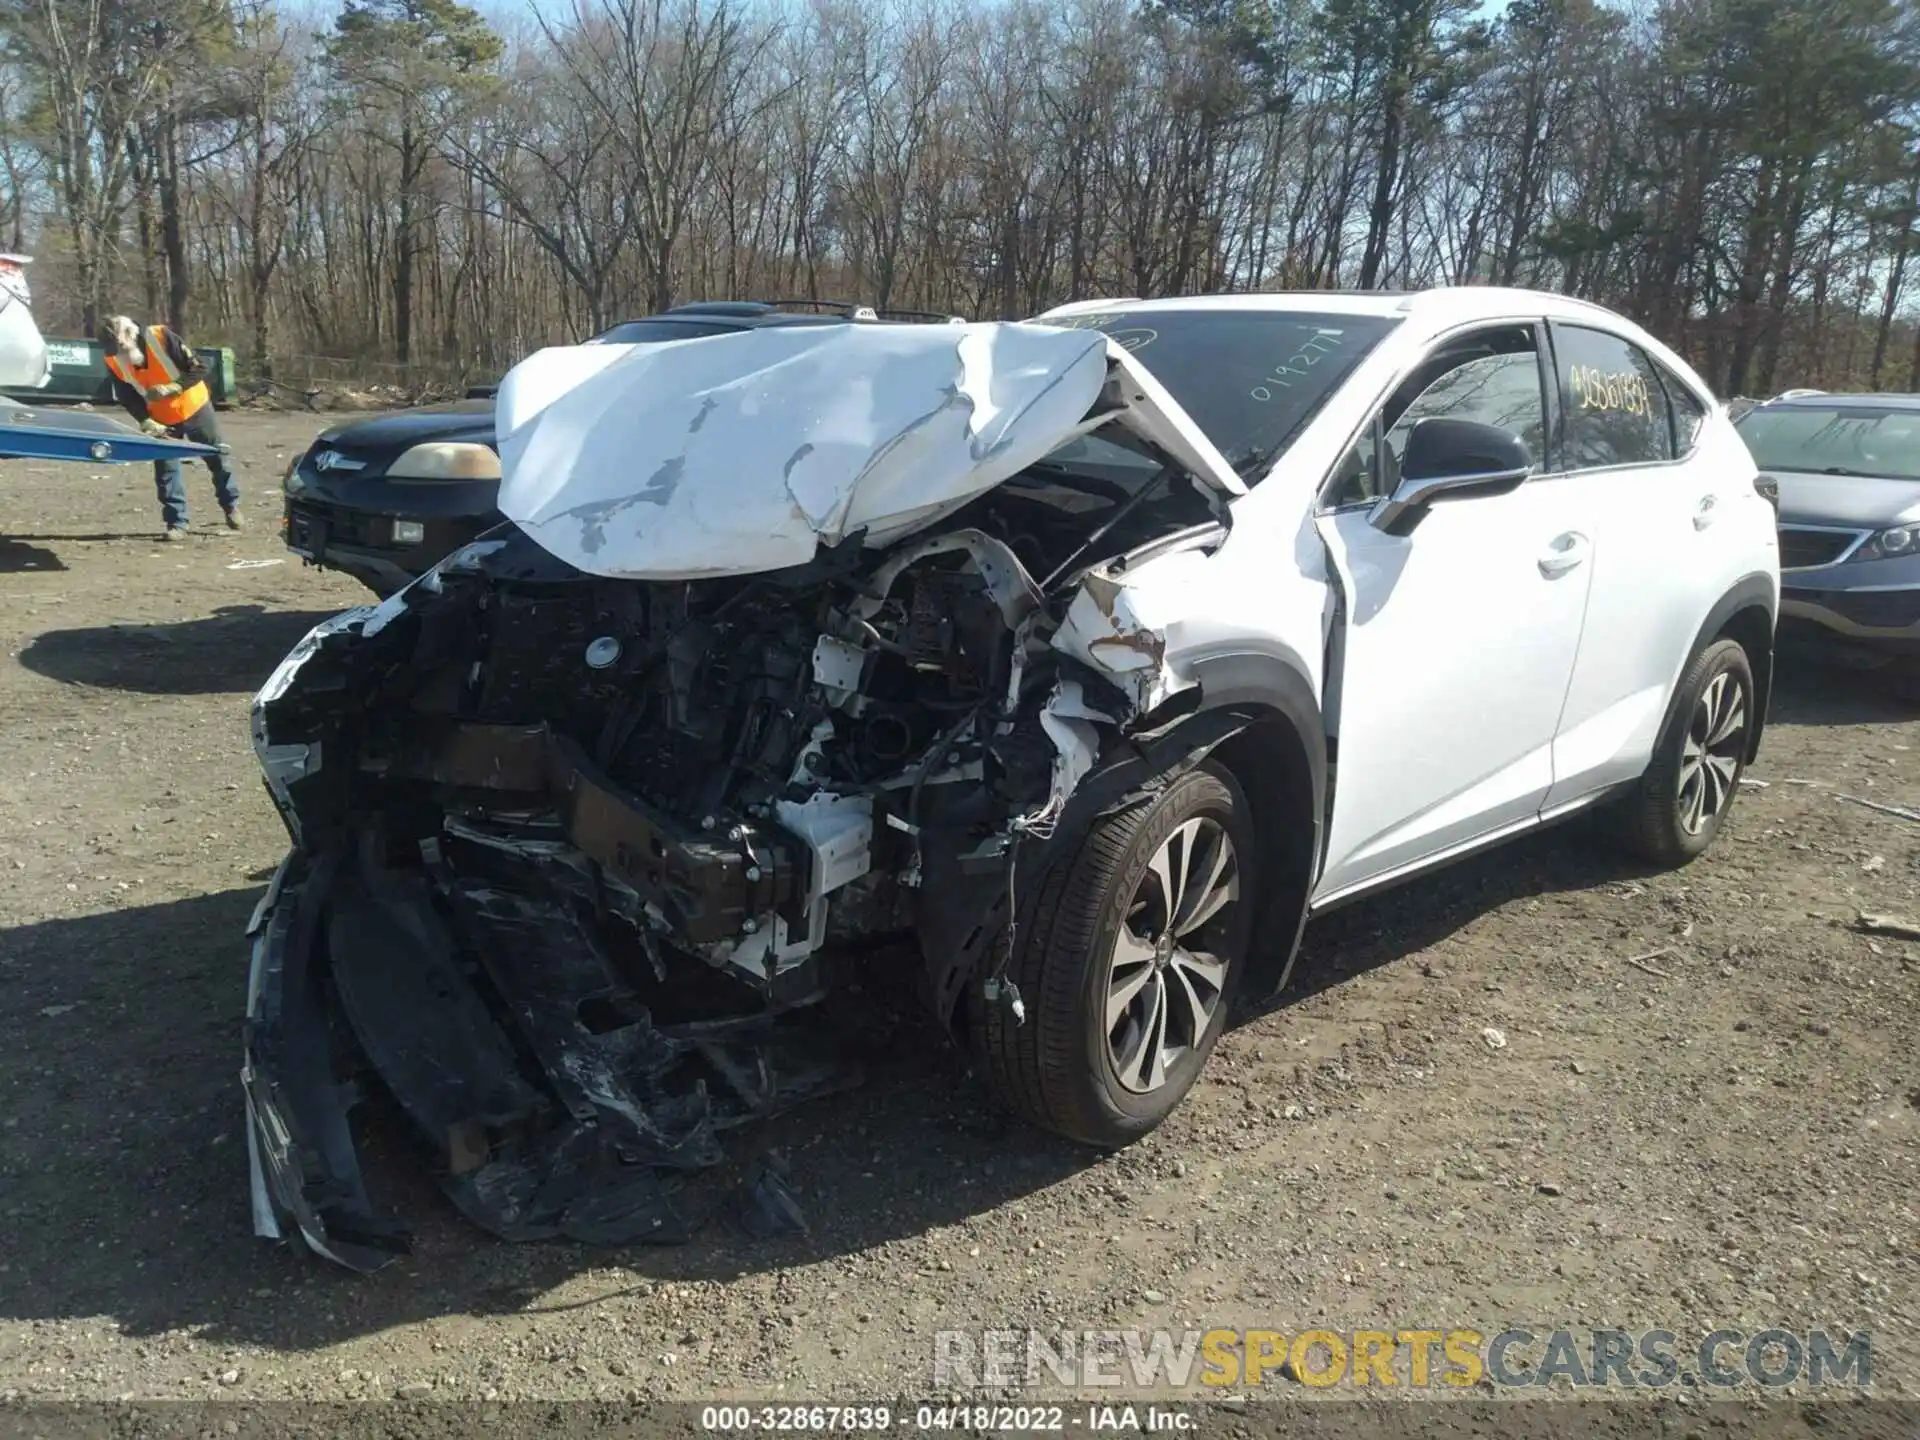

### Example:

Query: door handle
xmin=1538 ymin=532 xmax=1590 ymax=577
xmin=1693 ymin=494 xmax=1719 ymax=530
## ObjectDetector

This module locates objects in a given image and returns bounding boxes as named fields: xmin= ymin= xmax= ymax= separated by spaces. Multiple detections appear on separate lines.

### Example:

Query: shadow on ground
xmin=1769 ymin=647 xmax=1920 ymax=728
xmin=0 ymin=813 xmax=1637 ymax=1351
xmin=1 ymin=531 xmax=177 ymax=544
xmin=17 ymin=605 xmax=336 ymax=695
xmin=0 ymin=596 xmax=1812 ymax=1349
xmin=1279 ymin=816 xmax=1645 ymax=1008
xmin=0 ymin=883 xmax=1086 ymax=1349
xmin=0 ymin=537 xmax=67 ymax=573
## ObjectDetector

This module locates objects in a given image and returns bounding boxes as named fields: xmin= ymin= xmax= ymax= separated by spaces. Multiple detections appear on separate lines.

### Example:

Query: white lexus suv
xmin=247 ymin=287 xmax=1778 ymax=1269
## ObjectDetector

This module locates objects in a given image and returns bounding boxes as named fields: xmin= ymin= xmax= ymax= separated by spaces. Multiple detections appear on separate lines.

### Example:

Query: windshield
xmin=590 ymin=318 xmax=744 ymax=345
xmin=1737 ymin=404 xmax=1920 ymax=481
xmin=1040 ymin=308 xmax=1398 ymax=477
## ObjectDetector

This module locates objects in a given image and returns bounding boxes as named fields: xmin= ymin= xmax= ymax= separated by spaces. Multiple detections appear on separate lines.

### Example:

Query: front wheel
xmin=974 ymin=763 xmax=1254 ymax=1147
xmin=1614 ymin=637 xmax=1755 ymax=866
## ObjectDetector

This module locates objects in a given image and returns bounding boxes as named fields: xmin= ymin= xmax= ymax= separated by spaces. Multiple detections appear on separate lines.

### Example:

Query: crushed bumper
xmin=243 ymin=851 xmax=411 ymax=1271
xmin=382 ymin=722 xmax=807 ymax=947
xmin=243 ymin=845 xmax=858 ymax=1273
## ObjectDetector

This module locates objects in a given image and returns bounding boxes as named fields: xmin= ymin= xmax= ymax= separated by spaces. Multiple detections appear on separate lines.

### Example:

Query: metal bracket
xmin=0 ymin=401 xmax=219 ymax=464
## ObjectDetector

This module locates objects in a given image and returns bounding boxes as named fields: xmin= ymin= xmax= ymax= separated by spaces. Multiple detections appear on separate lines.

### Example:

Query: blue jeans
xmin=153 ymin=406 xmax=239 ymax=527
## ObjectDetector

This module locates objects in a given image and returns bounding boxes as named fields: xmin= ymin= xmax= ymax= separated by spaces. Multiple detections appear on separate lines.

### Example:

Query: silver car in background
xmin=1737 ymin=393 xmax=1920 ymax=667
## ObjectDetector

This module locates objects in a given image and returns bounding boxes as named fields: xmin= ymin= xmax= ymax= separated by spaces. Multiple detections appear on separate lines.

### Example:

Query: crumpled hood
xmin=493 ymin=321 xmax=1240 ymax=581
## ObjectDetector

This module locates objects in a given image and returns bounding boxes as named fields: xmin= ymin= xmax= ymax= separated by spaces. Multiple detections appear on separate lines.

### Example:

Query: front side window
xmin=1555 ymin=325 xmax=1673 ymax=468
xmin=1325 ymin=326 xmax=1546 ymax=508
xmin=1735 ymin=403 xmax=1920 ymax=481
xmin=1386 ymin=350 xmax=1547 ymax=466
xmin=1041 ymin=308 xmax=1399 ymax=480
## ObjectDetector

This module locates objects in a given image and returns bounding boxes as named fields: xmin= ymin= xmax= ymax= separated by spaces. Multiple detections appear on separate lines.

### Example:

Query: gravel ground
xmin=0 ymin=412 xmax=1916 ymax=1411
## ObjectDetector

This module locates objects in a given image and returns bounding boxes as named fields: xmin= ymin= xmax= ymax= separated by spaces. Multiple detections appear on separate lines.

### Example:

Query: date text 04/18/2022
xmin=699 ymin=1406 xmax=1198 ymax=1432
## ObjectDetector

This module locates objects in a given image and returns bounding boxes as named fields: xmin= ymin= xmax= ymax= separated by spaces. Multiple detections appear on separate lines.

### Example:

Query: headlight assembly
xmin=385 ymin=442 xmax=501 ymax=481
xmin=1853 ymin=526 xmax=1918 ymax=562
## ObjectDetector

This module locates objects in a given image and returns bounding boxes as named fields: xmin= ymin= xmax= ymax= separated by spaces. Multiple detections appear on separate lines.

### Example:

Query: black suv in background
xmin=282 ymin=300 xmax=963 ymax=596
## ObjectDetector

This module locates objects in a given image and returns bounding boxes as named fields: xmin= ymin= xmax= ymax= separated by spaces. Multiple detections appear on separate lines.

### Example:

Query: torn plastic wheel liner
xmin=243 ymin=841 xmax=861 ymax=1271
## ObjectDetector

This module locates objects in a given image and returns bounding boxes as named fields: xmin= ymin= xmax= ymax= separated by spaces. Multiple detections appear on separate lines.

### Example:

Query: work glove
xmin=140 ymin=418 xmax=168 ymax=437
xmin=146 ymin=383 xmax=183 ymax=400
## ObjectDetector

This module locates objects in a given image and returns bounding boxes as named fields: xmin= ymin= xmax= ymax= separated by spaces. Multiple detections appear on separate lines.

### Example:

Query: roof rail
xmin=664 ymin=300 xmax=774 ymax=317
xmin=1263 ymin=287 xmax=1407 ymax=295
xmin=756 ymin=297 xmax=870 ymax=317
xmin=1388 ymin=284 xmax=1623 ymax=317
xmin=664 ymin=298 xmax=874 ymax=318
xmin=660 ymin=297 xmax=965 ymax=324
xmin=874 ymin=306 xmax=967 ymax=324
xmin=1037 ymin=297 xmax=1141 ymax=318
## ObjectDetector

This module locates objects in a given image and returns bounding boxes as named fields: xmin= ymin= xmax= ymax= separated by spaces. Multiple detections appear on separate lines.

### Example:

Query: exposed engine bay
xmin=245 ymin=362 xmax=1245 ymax=1268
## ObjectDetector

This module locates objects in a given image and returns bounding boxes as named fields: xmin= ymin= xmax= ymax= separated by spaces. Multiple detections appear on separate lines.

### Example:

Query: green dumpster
xmin=1 ymin=337 xmax=237 ymax=408
xmin=12 ymin=337 xmax=107 ymax=405
xmin=199 ymin=346 xmax=237 ymax=406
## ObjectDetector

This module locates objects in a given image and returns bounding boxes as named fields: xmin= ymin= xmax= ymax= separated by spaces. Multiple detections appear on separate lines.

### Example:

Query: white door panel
xmin=1542 ymin=327 xmax=1761 ymax=809
xmin=1313 ymin=481 xmax=1593 ymax=901
xmin=1542 ymin=466 xmax=1709 ymax=804
xmin=1544 ymin=462 xmax=1773 ymax=804
xmin=1545 ymin=682 xmax=1669 ymax=802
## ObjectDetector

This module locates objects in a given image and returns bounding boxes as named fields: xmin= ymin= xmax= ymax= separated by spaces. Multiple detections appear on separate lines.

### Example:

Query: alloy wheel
xmin=1104 ymin=816 xmax=1240 ymax=1095
xmin=1678 ymin=669 xmax=1748 ymax=836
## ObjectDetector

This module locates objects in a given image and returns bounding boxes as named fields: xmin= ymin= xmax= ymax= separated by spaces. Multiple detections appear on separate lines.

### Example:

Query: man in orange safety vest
xmin=101 ymin=314 xmax=242 ymax=542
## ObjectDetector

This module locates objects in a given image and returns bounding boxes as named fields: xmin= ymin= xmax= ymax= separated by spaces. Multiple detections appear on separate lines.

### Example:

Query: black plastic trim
xmin=1188 ymin=648 xmax=1323 ymax=782
xmin=1185 ymin=646 xmax=1326 ymax=1000
xmin=1690 ymin=571 xmax=1778 ymax=763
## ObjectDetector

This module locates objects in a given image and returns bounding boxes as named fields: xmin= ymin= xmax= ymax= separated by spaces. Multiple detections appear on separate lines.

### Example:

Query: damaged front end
xmin=245 ymin=321 xmax=1250 ymax=1269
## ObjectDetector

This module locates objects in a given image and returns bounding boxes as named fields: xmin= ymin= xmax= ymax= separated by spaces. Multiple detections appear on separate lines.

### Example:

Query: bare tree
xmin=8 ymin=0 xmax=1920 ymax=395
xmin=8 ymin=0 xmax=183 ymax=330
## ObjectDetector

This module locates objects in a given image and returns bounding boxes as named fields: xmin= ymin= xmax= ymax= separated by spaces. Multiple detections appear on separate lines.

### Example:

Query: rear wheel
xmin=1615 ymin=637 xmax=1754 ymax=866
xmin=974 ymin=763 xmax=1254 ymax=1147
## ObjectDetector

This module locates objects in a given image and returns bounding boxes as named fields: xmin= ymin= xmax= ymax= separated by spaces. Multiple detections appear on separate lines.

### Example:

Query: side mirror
xmin=1367 ymin=417 xmax=1533 ymax=537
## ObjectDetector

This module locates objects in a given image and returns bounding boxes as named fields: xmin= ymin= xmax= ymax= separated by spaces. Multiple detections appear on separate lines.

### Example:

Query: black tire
xmin=973 ymin=762 xmax=1255 ymax=1147
xmin=1614 ymin=637 xmax=1755 ymax=866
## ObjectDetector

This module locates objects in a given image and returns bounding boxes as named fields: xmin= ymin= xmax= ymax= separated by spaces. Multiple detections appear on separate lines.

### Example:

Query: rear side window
xmin=1663 ymin=370 xmax=1707 ymax=454
xmin=1554 ymin=325 xmax=1673 ymax=468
